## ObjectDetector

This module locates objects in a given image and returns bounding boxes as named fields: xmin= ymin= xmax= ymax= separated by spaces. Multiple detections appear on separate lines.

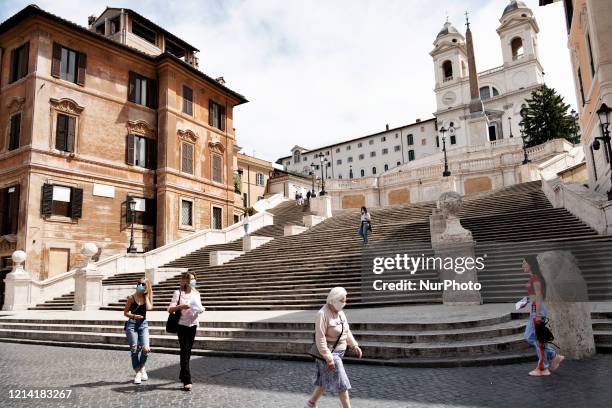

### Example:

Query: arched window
xmin=479 ymin=86 xmax=501 ymax=100
xmin=372 ymin=167 xmax=377 ymax=175
xmin=511 ymin=37 xmax=524 ymax=60
xmin=360 ymin=169 xmax=365 ymax=177
xmin=442 ymin=60 xmax=453 ymax=81
xmin=384 ymin=164 xmax=389 ymax=171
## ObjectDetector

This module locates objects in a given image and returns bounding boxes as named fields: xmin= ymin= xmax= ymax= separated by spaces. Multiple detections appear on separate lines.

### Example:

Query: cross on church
xmin=465 ymin=10 xmax=470 ymax=28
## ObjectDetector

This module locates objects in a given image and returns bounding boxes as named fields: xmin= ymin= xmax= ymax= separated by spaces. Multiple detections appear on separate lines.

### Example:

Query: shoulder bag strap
xmin=329 ymin=316 xmax=344 ymax=353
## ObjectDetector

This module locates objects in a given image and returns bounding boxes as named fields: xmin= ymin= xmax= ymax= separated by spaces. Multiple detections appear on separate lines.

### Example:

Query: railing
xmin=478 ymin=65 xmax=504 ymax=76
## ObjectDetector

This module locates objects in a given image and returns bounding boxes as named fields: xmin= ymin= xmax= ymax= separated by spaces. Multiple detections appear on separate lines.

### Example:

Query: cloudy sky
xmin=1 ymin=0 xmax=574 ymax=162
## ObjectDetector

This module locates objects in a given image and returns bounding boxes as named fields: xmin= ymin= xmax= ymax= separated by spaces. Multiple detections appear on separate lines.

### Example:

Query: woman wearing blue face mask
xmin=168 ymin=272 xmax=204 ymax=391
xmin=123 ymin=278 xmax=153 ymax=384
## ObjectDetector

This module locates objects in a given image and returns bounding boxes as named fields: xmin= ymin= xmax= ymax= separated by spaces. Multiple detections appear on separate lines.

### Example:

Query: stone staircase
xmin=0 ymin=310 xmax=609 ymax=367
xmin=29 ymin=200 xmax=312 ymax=310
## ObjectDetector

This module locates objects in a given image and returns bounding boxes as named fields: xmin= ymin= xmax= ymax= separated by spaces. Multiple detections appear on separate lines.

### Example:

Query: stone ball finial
xmin=82 ymin=242 xmax=98 ymax=258
xmin=438 ymin=191 xmax=463 ymax=216
xmin=11 ymin=250 xmax=26 ymax=265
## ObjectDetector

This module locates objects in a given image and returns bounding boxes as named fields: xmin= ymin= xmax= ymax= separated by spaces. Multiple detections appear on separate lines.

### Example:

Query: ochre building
xmin=0 ymin=6 xmax=247 ymax=279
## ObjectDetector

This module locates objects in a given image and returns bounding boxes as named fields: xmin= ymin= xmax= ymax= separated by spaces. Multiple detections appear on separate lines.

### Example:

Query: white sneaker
xmin=140 ymin=367 xmax=148 ymax=381
xmin=134 ymin=372 xmax=142 ymax=384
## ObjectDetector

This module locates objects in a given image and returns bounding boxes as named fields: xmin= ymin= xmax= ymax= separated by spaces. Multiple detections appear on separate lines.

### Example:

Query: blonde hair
xmin=326 ymin=287 xmax=347 ymax=304
xmin=137 ymin=278 xmax=153 ymax=305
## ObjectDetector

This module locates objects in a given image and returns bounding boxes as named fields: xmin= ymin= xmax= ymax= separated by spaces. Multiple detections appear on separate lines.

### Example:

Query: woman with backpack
xmin=123 ymin=278 xmax=153 ymax=384
xmin=305 ymin=287 xmax=362 ymax=408
xmin=167 ymin=272 xmax=205 ymax=390
xmin=522 ymin=255 xmax=564 ymax=376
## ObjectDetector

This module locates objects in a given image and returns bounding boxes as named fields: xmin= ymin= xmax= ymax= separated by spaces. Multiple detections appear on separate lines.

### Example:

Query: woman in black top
xmin=123 ymin=278 xmax=153 ymax=384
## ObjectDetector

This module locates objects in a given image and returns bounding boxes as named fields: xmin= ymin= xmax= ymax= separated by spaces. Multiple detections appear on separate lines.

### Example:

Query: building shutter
xmin=128 ymin=71 xmax=136 ymax=102
xmin=146 ymin=78 xmax=157 ymax=109
xmin=147 ymin=138 xmax=157 ymax=170
xmin=70 ymin=187 xmax=83 ymax=219
xmin=8 ymin=48 xmax=16 ymax=83
xmin=126 ymin=134 xmax=135 ymax=165
xmin=9 ymin=113 xmax=21 ymax=150
xmin=51 ymin=42 xmax=62 ymax=78
xmin=66 ymin=116 xmax=76 ymax=152
xmin=76 ymin=52 xmax=87 ymax=86
xmin=144 ymin=197 xmax=156 ymax=226
xmin=19 ymin=42 xmax=29 ymax=79
xmin=7 ymin=185 xmax=20 ymax=235
xmin=213 ymin=155 xmax=222 ymax=182
xmin=56 ymin=115 xmax=68 ymax=151
xmin=219 ymin=105 xmax=226 ymax=131
xmin=208 ymin=100 xmax=214 ymax=126
xmin=0 ymin=188 xmax=5 ymax=235
xmin=41 ymin=184 xmax=54 ymax=216
xmin=182 ymin=143 xmax=194 ymax=174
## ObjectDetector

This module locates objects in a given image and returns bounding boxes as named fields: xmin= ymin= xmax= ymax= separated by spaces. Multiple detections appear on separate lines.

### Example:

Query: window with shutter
xmin=6 ymin=185 xmax=20 ymax=234
xmin=144 ymin=198 xmax=156 ymax=226
xmin=209 ymin=100 xmax=225 ymax=130
xmin=66 ymin=116 xmax=76 ymax=153
xmin=51 ymin=43 xmax=62 ymax=78
xmin=126 ymin=134 xmax=135 ymax=165
xmin=183 ymin=85 xmax=193 ymax=115
xmin=128 ymin=71 xmax=136 ymax=103
xmin=9 ymin=42 xmax=29 ymax=83
xmin=76 ymin=52 xmax=87 ymax=86
xmin=132 ymin=136 xmax=148 ymax=168
xmin=9 ymin=113 xmax=21 ymax=151
xmin=181 ymin=142 xmax=194 ymax=174
xmin=60 ymin=47 xmax=77 ymax=83
xmin=70 ymin=187 xmax=83 ymax=219
xmin=51 ymin=185 xmax=71 ymax=217
xmin=147 ymin=138 xmax=157 ymax=170
xmin=55 ymin=114 xmax=69 ymax=151
xmin=212 ymin=154 xmax=222 ymax=183
xmin=41 ymin=184 xmax=54 ymax=216
xmin=212 ymin=206 xmax=222 ymax=229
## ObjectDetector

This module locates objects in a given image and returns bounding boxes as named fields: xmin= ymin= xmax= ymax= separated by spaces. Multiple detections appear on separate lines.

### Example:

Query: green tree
xmin=520 ymin=85 xmax=574 ymax=147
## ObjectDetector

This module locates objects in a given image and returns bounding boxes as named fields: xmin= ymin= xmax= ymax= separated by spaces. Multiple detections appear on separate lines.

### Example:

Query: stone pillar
xmin=537 ymin=250 xmax=596 ymax=359
xmin=73 ymin=243 xmax=105 ymax=311
xmin=2 ymin=250 xmax=32 ymax=311
xmin=310 ymin=196 xmax=332 ymax=218
xmin=431 ymin=192 xmax=482 ymax=305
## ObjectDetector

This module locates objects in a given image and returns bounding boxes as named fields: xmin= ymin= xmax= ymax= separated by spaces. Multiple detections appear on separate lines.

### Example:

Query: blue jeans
xmin=125 ymin=319 xmax=150 ymax=370
xmin=358 ymin=222 xmax=369 ymax=244
xmin=524 ymin=301 xmax=556 ymax=370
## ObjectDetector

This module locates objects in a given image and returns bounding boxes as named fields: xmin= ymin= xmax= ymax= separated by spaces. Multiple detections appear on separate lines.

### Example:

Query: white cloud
xmin=1 ymin=0 xmax=574 ymax=162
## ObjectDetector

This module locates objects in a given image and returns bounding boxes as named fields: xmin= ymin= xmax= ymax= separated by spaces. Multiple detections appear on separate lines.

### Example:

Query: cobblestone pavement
xmin=0 ymin=343 xmax=610 ymax=408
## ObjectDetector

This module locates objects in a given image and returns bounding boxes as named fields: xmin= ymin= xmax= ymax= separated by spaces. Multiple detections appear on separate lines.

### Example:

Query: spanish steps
xmin=3 ymin=180 xmax=609 ymax=366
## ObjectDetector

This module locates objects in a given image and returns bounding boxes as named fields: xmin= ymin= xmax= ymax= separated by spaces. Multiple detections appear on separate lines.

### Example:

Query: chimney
xmin=215 ymin=76 xmax=226 ymax=85
xmin=385 ymin=124 xmax=389 ymax=131
xmin=416 ymin=118 xmax=421 ymax=123
xmin=88 ymin=15 xmax=97 ymax=27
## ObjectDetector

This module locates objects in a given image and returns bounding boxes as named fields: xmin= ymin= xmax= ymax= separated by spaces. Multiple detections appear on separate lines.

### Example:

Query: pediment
xmin=178 ymin=129 xmax=198 ymax=143
xmin=49 ymin=98 xmax=84 ymax=115
xmin=6 ymin=96 xmax=25 ymax=112
xmin=127 ymin=120 xmax=155 ymax=137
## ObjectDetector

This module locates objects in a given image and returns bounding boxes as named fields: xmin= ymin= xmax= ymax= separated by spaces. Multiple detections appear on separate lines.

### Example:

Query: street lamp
xmin=309 ymin=163 xmax=316 ymax=196
xmin=127 ymin=198 xmax=137 ymax=253
xmin=519 ymin=120 xmax=530 ymax=165
xmin=570 ymin=109 xmax=580 ymax=144
xmin=317 ymin=153 xmax=328 ymax=195
xmin=439 ymin=126 xmax=451 ymax=177
xmin=594 ymin=102 xmax=612 ymax=200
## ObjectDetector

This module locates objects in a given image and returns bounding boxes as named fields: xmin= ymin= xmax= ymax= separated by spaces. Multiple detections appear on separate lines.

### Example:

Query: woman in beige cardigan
xmin=305 ymin=287 xmax=362 ymax=408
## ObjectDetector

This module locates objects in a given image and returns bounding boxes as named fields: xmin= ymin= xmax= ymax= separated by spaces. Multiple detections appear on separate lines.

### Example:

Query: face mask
xmin=136 ymin=284 xmax=145 ymax=292
xmin=332 ymin=300 xmax=346 ymax=311
xmin=189 ymin=279 xmax=197 ymax=289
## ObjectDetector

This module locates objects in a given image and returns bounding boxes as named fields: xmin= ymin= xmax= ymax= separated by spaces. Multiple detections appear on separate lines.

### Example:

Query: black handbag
xmin=307 ymin=317 xmax=344 ymax=361
xmin=535 ymin=317 xmax=556 ymax=345
xmin=166 ymin=290 xmax=182 ymax=334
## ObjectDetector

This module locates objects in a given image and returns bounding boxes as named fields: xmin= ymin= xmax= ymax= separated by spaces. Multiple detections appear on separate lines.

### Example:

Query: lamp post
xmin=317 ymin=153 xmax=328 ymax=195
xmin=127 ymin=198 xmax=137 ymax=253
xmin=439 ymin=126 xmax=451 ymax=177
xmin=570 ymin=109 xmax=580 ymax=144
xmin=594 ymin=102 xmax=612 ymax=200
xmin=508 ymin=116 xmax=513 ymax=138
xmin=519 ymin=120 xmax=530 ymax=165
xmin=309 ymin=163 xmax=316 ymax=195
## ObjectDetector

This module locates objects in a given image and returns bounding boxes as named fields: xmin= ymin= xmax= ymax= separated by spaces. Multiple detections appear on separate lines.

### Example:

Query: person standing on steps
xmin=168 ymin=272 xmax=205 ymax=391
xmin=306 ymin=190 xmax=311 ymax=203
xmin=123 ymin=278 xmax=153 ymax=384
xmin=521 ymin=255 xmax=564 ymax=376
xmin=358 ymin=206 xmax=371 ymax=245
xmin=305 ymin=287 xmax=362 ymax=408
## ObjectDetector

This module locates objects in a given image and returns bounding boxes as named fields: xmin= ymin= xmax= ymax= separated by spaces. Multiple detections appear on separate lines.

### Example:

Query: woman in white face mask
xmin=168 ymin=272 xmax=205 ymax=391
xmin=305 ymin=287 xmax=362 ymax=408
